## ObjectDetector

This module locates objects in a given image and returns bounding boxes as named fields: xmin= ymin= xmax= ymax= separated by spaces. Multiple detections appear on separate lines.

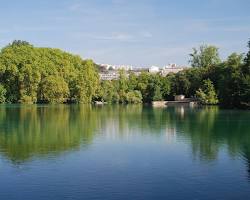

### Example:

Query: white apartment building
xmin=149 ymin=66 xmax=160 ymax=73
xmin=160 ymin=67 xmax=185 ymax=76
xmin=99 ymin=71 xmax=120 ymax=81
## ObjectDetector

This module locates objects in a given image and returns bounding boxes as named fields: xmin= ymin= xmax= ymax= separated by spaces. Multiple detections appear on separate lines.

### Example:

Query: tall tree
xmin=227 ymin=53 xmax=243 ymax=68
xmin=189 ymin=45 xmax=221 ymax=68
xmin=74 ymin=60 xmax=99 ymax=103
xmin=244 ymin=39 xmax=250 ymax=67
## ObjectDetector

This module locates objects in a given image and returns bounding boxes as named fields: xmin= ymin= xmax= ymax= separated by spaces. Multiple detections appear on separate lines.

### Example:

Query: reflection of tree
xmin=242 ymin=146 xmax=250 ymax=180
xmin=178 ymin=107 xmax=220 ymax=161
xmin=169 ymin=107 xmax=250 ymax=162
xmin=0 ymin=105 xmax=97 ymax=163
xmin=0 ymin=104 xmax=250 ymax=180
xmin=168 ymin=106 xmax=250 ymax=180
xmin=0 ymin=104 xmax=176 ymax=163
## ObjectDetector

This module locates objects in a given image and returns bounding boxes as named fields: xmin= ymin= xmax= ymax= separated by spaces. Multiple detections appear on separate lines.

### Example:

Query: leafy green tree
xmin=97 ymin=81 xmax=119 ymax=104
xmin=40 ymin=76 xmax=69 ymax=103
xmin=146 ymin=74 xmax=164 ymax=102
xmin=184 ymin=68 xmax=204 ymax=97
xmin=74 ymin=60 xmax=99 ymax=103
xmin=0 ymin=85 xmax=6 ymax=103
xmin=161 ymin=76 xmax=171 ymax=99
xmin=244 ymin=39 xmax=250 ymax=67
xmin=0 ymin=41 xmax=35 ymax=102
xmin=189 ymin=45 xmax=221 ymax=68
xmin=0 ymin=41 xmax=101 ymax=104
xmin=240 ymin=74 xmax=250 ymax=107
xmin=152 ymin=85 xmax=163 ymax=101
xmin=126 ymin=91 xmax=142 ymax=104
xmin=136 ymin=72 xmax=151 ymax=102
xmin=0 ymin=39 xmax=250 ymax=108
xmin=10 ymin=40 xmax=31 ymax=47
xmin=196 ymin=79 xmax=218 ymax=105
xmin=117 ymin=70 xmax=129 ymax=103
xmin=218 ymin=65 xmax=241 ymax=107
xmin=128 ymin=72 xmax=138 ymax=91
xmin=18 ymin=64 xmax=41 ymax=103
xmin=227 ymin=53 xmax=243 ymax=68
xmin=173 ymin=72 xmax=191 ymax=96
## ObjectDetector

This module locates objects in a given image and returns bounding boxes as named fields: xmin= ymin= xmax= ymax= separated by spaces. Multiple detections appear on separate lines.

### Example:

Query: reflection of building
xmin=165 ymin=127 xmax=177 ymax=143
xmin=176 ymin=106 xmax=185 ymax=118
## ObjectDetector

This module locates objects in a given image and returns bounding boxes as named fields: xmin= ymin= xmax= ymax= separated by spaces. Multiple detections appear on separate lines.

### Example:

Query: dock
xmin=152 ymin=95 xmax=198 ymax=107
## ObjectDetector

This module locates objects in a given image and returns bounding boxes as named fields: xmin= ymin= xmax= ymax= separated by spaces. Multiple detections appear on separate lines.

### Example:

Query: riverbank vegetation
xmin=0 ymin=40 xmax=99 ymax=104
xmin=0 ymin=40 xmax=249 ymax=108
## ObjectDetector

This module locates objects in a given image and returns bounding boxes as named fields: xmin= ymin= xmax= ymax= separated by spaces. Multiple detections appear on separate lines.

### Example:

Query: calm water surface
xmin=0 ymin=105 xmax=249 ymax=200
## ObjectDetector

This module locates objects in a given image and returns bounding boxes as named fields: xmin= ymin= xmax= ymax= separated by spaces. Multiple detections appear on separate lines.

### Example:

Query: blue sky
xmin=0 ymin=0 xmax=249 ymax=66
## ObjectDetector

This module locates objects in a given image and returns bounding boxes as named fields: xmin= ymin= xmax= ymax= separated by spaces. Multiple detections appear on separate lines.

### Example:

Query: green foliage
xmin=10 ymin=40 xmax=31 ymax=47
xmin=244 ymin=39 xmax=250 ymax=67
xmin=171 ymin=72 xmax=191 ymax=96
xmin=97 ymin=73 xmax=164 ymax=104
xmin=0 ymin=40 xmax=249 ymax=108
xmin=127 ymin=73 xmax=138 ymax=91
xmin=40 ymin=76 xmax=69 ymax=104
xmin=136 ymin=72 xmax=151 ymax=102
xmin=116 ymin=70 xmax=129 ymax=103
xmin=97 ymin=81 xmax=120 ymax=104
xmin=184 ymin=68 xmax=205 ymax=97
xmin=152 ymin=85 xmax=163 ymax=101
xmin=241 ymin=75 xmax=250 ymax=107
xmin=189 ymin=45 xmax=221 ymax=68
xmin=227 ymin=53 xmax=243 ymax=68
xmin=217 ymin=54 xmax=250 ymax=108
xmin=0 ymin=85 xmax=6 ymax=103
xmin=74 ymin=60 xmax=99 ymax=103
xmin=196 ymin=79 xmax=218 ymax=105
xmin=161 ymin=76 xmax=171 ymax=99
xmin=126 ymin=91 xmax=142 ymax=104
xmin=0 ymin=41 xmax=99 ymax=104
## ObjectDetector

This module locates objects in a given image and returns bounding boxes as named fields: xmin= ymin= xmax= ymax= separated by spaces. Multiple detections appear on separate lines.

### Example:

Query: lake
xmin=0 ymin=105 xmax=249 ymax=200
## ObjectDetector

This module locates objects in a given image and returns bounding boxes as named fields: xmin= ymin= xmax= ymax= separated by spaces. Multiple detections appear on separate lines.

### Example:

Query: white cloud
xmin=73 ymin=31 xmax=154 ymax=42
xmin=77 ymin=32 xmax=135 ymax=42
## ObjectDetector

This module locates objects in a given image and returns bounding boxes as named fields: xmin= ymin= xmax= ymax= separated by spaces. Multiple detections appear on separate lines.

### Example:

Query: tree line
xmin=0 ymin=40 xmax=99 ymax=104
xmin=95 ymin=41 xmax=250 ymax=108
xmin=0 ymin=40 xmax=249 ymax=108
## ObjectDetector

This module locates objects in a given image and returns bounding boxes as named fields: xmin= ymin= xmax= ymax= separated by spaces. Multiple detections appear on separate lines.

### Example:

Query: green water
xmin=0 ymin=105 xmax=249 ymax=199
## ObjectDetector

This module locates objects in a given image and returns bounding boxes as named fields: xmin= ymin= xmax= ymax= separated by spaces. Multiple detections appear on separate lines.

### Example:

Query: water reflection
xmin=0 ymin=105 xmax=97 ymax=162
xmin=0 ymin=105 xmax=250 ymax=177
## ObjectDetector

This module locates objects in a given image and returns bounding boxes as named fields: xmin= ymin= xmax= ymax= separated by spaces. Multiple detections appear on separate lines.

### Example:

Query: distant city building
xmin=149 ymin=66 xmax=160 ymax=73
xmin=115 ymin=65 xmax=133 ymax=71
xmin=98 ymin=63 xmax=133 ymax=71
xmin=164 ymin=63 xmax=177 ymax=68
xmin=98 ymin=64 xmax=114 ymax=71
xmin=160 ymin=67 xmax=185 ymax=76
xmin=99 ymin=71 xmax=120 ymax=81
xmin=98 ymin=62 xmax=187 ymax=80
xmin=131 ymin=67 xmax=149 ymax=76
